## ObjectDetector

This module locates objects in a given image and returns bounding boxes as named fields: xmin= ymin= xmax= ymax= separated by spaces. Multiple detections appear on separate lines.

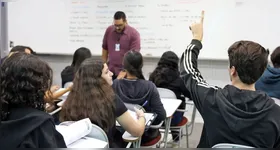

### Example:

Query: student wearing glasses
xmin=101 ymin=11 xmax=141 ymax=80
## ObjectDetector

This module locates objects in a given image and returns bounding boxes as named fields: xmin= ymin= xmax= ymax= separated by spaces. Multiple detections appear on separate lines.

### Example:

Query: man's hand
xmin=190 ymin=11 xmax=204 ymax=41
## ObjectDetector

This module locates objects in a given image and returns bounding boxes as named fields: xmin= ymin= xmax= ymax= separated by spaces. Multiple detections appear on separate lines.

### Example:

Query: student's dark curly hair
xmin=149 ymin=51 xmax=180 ymax=86
xmin=1 ymin=53 xmax=53 ymax=121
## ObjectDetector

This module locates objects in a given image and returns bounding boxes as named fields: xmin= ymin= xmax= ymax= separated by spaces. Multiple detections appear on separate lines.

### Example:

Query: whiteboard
xmin=8 ymin=0 xmax=280 ymax=59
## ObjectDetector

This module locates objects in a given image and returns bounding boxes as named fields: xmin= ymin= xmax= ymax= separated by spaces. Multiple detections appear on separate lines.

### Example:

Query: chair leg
xmin=126 ymin=142 xmax=132 ymax=148
xmin=178 ymin=128 xmax=182 ymax=148
xmin=186 ymin=125 xmax=189 ymax=148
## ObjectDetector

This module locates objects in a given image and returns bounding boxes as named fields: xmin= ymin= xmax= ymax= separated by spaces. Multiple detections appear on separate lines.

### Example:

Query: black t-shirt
xmin=108 ymin=95 xmax=127 ymax=148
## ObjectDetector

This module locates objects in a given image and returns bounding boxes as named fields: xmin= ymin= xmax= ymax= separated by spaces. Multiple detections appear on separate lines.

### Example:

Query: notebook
xmin=56 ymin=118 xmax=92 ymax=146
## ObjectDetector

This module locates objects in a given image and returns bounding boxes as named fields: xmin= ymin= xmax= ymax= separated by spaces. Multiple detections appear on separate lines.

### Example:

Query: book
xmin=56 ymin=118 xmax=92 ymax=146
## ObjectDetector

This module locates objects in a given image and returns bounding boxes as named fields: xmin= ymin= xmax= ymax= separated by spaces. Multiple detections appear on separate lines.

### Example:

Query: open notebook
xmin=55 ymin=118 xmax=107 ymax=148
xmin=56 ymin=118 xmax=92 ymax=146
xmin=116 ymin=110 xmax=157 ymax=128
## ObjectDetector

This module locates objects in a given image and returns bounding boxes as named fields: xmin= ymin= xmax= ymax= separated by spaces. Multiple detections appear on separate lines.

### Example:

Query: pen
xmin=142 ymin=100 xmax=148 ymax=107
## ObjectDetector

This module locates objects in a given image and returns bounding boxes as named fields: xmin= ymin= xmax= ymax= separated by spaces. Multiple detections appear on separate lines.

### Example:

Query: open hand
xmin=190 ymin=11 xmax=204 ymax=41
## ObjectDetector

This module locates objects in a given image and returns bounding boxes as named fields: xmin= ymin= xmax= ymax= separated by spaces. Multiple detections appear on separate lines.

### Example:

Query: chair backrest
xmin=64 ymin=82 xmax=73 ymax=88
xmin=87 ymin=124 xmax=109 ymax=148
xmin=157 ymin=88 xmax=177 ymax=99
xmin=272 ymin=97 xmax=280 ymax=106
xmin=212 ymin=143 xmax=253 ymax=148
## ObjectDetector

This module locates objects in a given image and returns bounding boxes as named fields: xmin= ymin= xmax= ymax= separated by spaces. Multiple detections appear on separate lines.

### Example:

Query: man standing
xmin=102 ymin=11 xmax=140 ymax=79
xmin=181 ymin=11 xmax=280 ymax=148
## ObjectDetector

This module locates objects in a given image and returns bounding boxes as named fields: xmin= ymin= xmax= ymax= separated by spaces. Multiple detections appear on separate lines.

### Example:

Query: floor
xmin=160 ymin=105 xmax=204 ymax=148
xmin=162 ymin=123 xmax=203 ymax=148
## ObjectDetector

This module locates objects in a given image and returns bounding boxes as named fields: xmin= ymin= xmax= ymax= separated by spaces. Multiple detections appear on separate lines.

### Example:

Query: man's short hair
xmin=114 ymin=11 xmax=126 ymax=21
xmin=271 ymin=46 xmax=280 ymax=68
xmin=10 ymin=45 xmax=36 ymax=54
xmin=228 ymin=41 xmax=269 ymax=84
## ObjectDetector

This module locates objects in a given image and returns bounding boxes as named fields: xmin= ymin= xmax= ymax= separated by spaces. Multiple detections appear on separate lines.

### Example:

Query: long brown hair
xmin=60 ymin=58 xmax=115 ymax=133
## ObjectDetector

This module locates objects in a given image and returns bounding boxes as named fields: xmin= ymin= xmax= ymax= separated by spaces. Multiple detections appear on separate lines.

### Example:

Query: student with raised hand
xmin=180 ymin=11 xmax=280 ymax=148
xmin=256 ymin=46 xmax=280 ymax=99
xmin=59 ymin=58 xmax=145 ymax=148
xmin=149 ymin=51 xmax=191 ymax=141
xmin=112 ymin=51 xmax=166 ymax=146
xmin=61 ymin=47 xmax=92 ymax=87
xmin=0 ymin=53 xmax=66 ymax=148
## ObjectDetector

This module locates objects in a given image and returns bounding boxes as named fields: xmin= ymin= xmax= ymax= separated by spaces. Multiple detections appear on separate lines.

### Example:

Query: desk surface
xmin=122 ymin=131 xmax=140 ymax=142
xmin=57 ymin=99 xmax=66 ymax=107
xmin=161 ymin=98 xmax=182 ymax=117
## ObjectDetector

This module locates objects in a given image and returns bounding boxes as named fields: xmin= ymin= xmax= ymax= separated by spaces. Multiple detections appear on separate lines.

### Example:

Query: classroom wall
xmin=0 ymin=1 xmax=9 ymax=58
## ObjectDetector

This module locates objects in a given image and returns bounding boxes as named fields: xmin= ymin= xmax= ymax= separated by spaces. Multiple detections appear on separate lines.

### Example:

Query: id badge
xmin=115 ymin=44 xmax=120 ymax=51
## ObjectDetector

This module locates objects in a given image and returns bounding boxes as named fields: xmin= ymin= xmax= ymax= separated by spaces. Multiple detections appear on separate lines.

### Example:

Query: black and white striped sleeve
xmin=179 ymin=39 xmax=219 ymax=114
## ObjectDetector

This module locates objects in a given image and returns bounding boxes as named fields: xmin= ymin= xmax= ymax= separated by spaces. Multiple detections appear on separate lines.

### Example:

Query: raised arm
xmin=179 ymin=11 xmax=219 ymax=114
xmin=44 ymin=86 xmax=72 ymax=103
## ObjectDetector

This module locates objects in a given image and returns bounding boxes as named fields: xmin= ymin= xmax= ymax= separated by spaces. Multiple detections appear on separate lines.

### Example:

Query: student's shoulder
xmin=112 ymin=79 xmax=121 ymax=86
xmin=10 ymin=107 xmax=52 ymax=119
xmin=127 ymin=25 xmax=139 ymax=35
xmin=61 ymin=66 xmax=74 ymax=73
xmin=138 ymin=80 xmax=157 ymax=89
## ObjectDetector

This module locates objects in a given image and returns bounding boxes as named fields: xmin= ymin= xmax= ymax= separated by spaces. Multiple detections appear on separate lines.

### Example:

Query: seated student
xmin=256 ymin=46 xmax=280 ymax=99
xmin=0 ymin=53 xmax=66 ymax=148
xmin=0 ymin=45 xmax=35 ymax=64
xmin=149 ymin=51 xmax=191 ymax=141
xmin=113 ymin=51 xmax=166 ymax=145
xmin=180 ymin=11 xmax=280 ymax=148
xmin=61 ymin=47 xmax=92 ymax=87
xmin=59 ymin=58 xmax=145 ymax=148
